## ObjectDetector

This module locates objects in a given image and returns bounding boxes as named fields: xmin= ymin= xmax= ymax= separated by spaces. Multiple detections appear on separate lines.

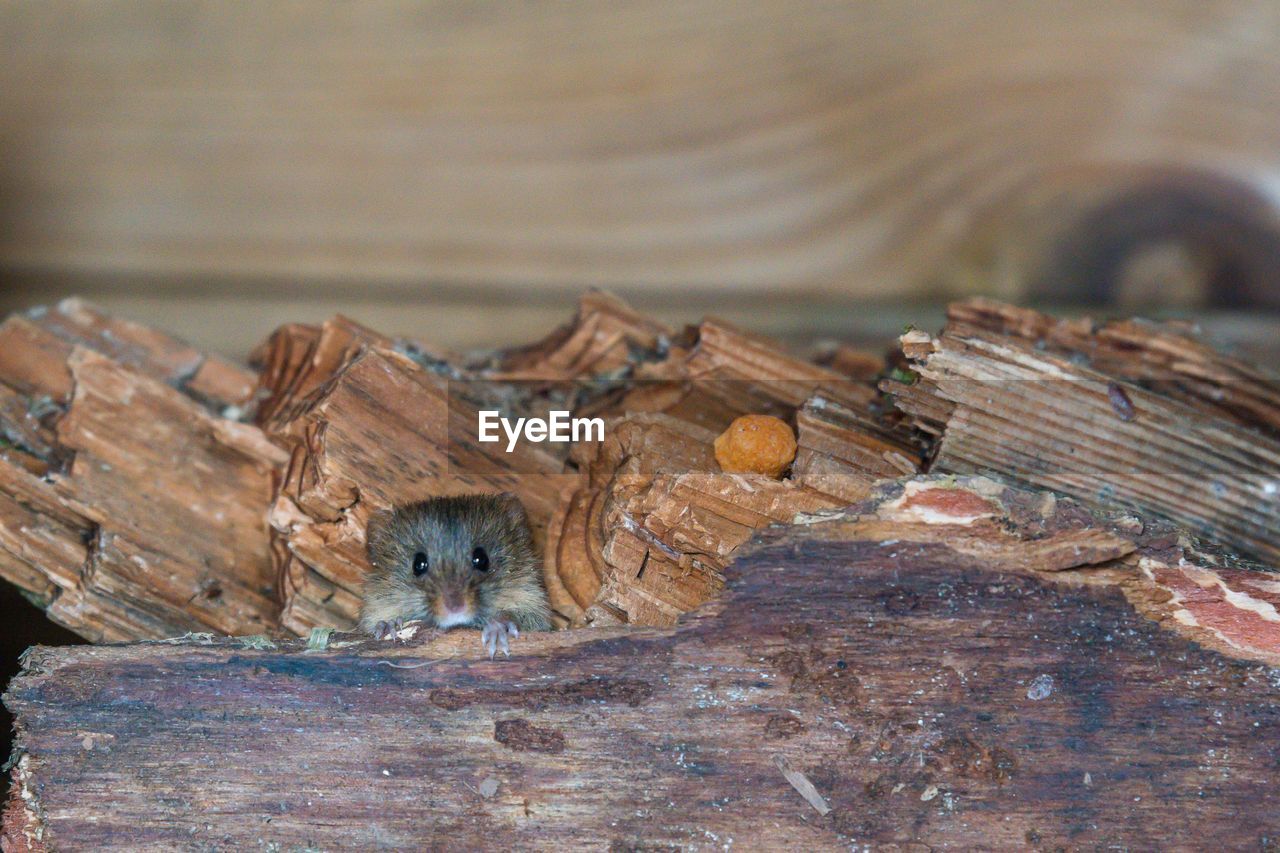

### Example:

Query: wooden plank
xmin=5 ymin=3 xmax=1280 ymax=301
xmin=6 ymin=476 xmax=1280 ymax=850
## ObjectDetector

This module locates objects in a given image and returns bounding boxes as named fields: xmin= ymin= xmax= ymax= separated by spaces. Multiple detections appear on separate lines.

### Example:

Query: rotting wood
xmin=254 ymin=295 xmax=906 ymax=632
xmin=618 ymin=317 xmax=888 ymax=434
xmin=5 ymin=476 xmax=1279 ymax=850
xmin=546 ymin=413 xmax=721 ymax=624
xmin=531 ymin=308 xmax=915 ymax=626
xmin=487 ymin=289 xmax=672 ymax=381
xmin=251 ymin=315 xmax=394 ymax=430
xmin=3 ymin=299 xmax=255 ymax=413
xmin=4 ymin=294 xmax=1277 ymax=646
xmin=549 ymin=400 xmax=910 ymax=627
xmin=0 ymin=294 xmax=904 ymax=639
xmin=886 ymin=315 xmax=1280 ymax=564
xmin=587 ymin=470 xmax=841 ymax=626
xmin=0 ymin=302 xmax=282 ymax=641
xmin=30 ymin=349 xmax=282 ymax=640
xmin=947 ymin=297 xmax=1280 ymax=437
xmin=791 ymin=395 xmax=920 ymax=502
xmin=264 ymin=346 xmax=574 ymax=634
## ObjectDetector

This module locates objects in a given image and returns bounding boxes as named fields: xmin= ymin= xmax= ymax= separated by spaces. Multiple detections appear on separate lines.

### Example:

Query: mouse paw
xmin=372 ymin=617 xmax=405 ymax=641
xmin=481 ymin=618 xmax=519 ymax=659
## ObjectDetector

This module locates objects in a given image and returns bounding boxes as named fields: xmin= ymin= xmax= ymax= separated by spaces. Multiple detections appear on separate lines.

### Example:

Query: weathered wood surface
xmin=541 ymin=309 xmax=915 ymax=627
xmin=3 ymin=295 xmax=1278 ymax=647
xmin=264 ymin=345 xmax=574 ymax=634
xmin=257 ymin=294 xmax=902 ymax=634
xmin=948 ymin=298 xmax=1280 ymax=437
xmin=0 ymin=295 xmax=901 ymax=635
xmin=5 ymin=476 xmax=1280 ymax=851
xmin=0 ymin=301 xmax=282 ymax=641
xmin=886 ymin=309 xmax=1280 ymax=564
xmin=0 ymin=296 xmax=903 ymax=640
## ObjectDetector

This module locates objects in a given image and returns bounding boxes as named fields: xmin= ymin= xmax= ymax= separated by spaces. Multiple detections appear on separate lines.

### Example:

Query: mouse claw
xmin=481 ymin=618 xmax=518 ymax=659
xmin=373 ymin=617 xmax=405 ymax=642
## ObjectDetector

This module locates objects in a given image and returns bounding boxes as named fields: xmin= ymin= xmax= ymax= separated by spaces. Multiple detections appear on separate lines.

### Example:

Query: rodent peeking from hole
xmin=360 ymin=494 xmax=552 ymax=657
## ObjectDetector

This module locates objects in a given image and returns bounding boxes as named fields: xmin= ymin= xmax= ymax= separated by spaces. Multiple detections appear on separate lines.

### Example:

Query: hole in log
xmin=1029 ymin=171 xmax=1280 ymax=309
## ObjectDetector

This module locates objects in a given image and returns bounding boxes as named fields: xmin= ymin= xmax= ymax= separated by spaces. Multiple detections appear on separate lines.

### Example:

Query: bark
xmin=5 ymin=476 xmax=1280 ymax=851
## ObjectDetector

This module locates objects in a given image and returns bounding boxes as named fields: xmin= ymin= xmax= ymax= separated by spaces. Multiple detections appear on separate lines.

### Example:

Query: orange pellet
xmin=713 ymin=414 xmax=797 ymax=478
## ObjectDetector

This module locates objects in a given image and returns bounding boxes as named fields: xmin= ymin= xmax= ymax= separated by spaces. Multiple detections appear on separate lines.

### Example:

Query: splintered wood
xmin=263 ymin=344 xmax=571 ymax=633
xmin=261 ymin=298 xmax=914 ymax=631
xmin=887 ymin=299 xmax=1280 ymax=564
xmin=539 ymin=312 xmax=919 ymax=627
xmin=0 ymin=293 xmax=908 ymax=639
xmin=1 ymin=293 xmax=1278 ymax=645
xmin=0 ymin=300 xmax=278 ymax=641
xmin=948 ymin=298 xmax=1280 ymax=436
xmin=7 ymin=476 xmax=1280 ymax=850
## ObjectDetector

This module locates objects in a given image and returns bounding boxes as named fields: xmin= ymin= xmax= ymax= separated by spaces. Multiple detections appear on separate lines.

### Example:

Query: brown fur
xmin=359 ymin=493 xmax=552 ymax=635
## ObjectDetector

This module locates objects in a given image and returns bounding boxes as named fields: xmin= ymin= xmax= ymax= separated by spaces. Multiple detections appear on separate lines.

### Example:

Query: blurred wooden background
xmin=3 ymin=1 xmax=1280 ymax=357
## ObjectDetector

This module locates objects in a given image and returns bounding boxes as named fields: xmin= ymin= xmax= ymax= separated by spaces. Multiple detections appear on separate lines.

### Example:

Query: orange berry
xmin=713 ymin=414 xmax=797 ymax=478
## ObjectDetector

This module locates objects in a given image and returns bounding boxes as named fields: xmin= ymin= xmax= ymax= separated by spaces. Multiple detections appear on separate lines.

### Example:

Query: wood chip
xmin=773 ymin=754 xmax=832 ymax=816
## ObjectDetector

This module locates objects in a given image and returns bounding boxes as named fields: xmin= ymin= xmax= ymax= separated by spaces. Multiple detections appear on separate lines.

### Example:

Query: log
xmin=0 ymin=301 xmax=282 ymax=641
xmin=947 ymin=297 xmax=1280 ymax=437
xmin=886 ymin=307 xmax=1280 ymax=564
xmin=0 ymin=294 xmax=900 ymax=639
xmin=6 ymin=476 xmax=1280 ymax=850
xmin=3 ymin=294 xmax=1276 ymax=649
xmin=257 ymin=294 xmax=903 ymax=632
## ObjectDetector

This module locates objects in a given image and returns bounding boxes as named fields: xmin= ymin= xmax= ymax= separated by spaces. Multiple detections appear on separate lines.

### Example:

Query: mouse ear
xmin=364 ymin=507 xmax=397 ymax=565
xmin=494 ymin=493 xmax=530 ymax=527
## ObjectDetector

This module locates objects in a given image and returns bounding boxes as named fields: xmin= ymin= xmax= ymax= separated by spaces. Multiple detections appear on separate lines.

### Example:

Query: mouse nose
xmin=442 ymin=589 xmax=465 ymax=613
xmin=435 ymin=586 xmax=475 ymax=629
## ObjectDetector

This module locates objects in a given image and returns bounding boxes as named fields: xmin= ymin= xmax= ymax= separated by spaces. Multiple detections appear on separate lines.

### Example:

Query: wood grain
xmin=4 ymin=2 xmax=1280 ymax=303
xmin=6 ymin=476 xmax=1280 ymax=850
xmin=887 ymin=321 xmax=1280 ymax=563
xmin=0 ymin=301 xmax=282 ymax=641
xmin=253 ymin=294 xmax=905 ymax=634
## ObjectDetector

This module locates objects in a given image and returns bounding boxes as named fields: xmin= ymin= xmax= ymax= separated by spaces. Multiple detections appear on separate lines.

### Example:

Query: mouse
xmin=359 ymin=493 xmax=552 ymax=657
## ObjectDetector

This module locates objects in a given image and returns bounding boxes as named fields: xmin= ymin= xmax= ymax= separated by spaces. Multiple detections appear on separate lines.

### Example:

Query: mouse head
xmin=364 ymin=493 xmax=534 ymax=628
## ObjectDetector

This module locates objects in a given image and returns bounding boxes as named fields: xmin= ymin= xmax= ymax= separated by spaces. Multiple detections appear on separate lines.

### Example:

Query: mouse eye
xmin=412 ymin=552 xmax=429 ymax=577
xmin=471 ymin=546 xmax=490 ymax=572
